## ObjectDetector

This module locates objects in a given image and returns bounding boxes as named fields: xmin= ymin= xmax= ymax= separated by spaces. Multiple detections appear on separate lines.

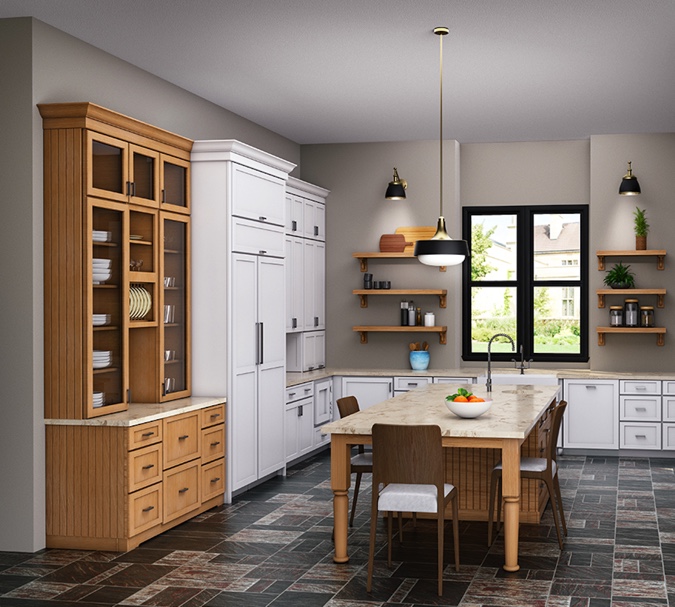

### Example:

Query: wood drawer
xmin=619 ymin=422 xmax=661 ymax=450
xmin=163 ymin=459 xmax=200 ymax=523
xmin=201 ymin=458 xmax=225 ymax=502
xmin=620 ymin=380 xmax=661 ymax=395
xmin=202 ymin=403 xmax=225 ymax=428
xmin=286 ymin=382 xmax=313 ymax=404
xmin=620 ymin=395 xmax=661 ymax=421
xmin=128 ymin=483 xmax=162 ymax=537
xmin=202 ymin=425 xmax=225 ymax=464
xmin=394 ymin=376 xmax=433 ymax=391
xmin=128 ymin=444 xmax=163 ymax=493
xmin=129 ymin=421 xmax=162 ymax=450
xmin=163 ymin=412 xmax=201 ymax=469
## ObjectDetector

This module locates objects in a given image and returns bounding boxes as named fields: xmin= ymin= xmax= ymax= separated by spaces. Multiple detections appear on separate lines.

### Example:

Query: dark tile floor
xmin=1 ymin=451 xmax=674 ymax=606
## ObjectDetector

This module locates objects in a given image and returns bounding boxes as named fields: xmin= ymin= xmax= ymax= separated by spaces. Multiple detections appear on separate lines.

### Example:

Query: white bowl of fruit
xmin=445 ymin=388 xmax=492 ymax=419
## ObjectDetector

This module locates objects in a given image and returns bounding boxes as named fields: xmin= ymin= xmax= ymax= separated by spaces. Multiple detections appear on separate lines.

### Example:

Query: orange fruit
xmin=453 ymin=395 xmax=468 ymax=402
xmin=473 ymin=397 xmax=485 ymax=402
xmin=468 ymin=395 xmax=479 ymax=402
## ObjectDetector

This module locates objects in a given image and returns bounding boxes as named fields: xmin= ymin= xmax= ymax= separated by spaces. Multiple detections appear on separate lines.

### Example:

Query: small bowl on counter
xmin=445 ymin=397 xmax=492 ymax=419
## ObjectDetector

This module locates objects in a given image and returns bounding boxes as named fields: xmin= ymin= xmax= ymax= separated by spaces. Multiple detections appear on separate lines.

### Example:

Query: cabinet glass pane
xmin=132 ymin=150 xmax=156 ymax=201
xmin=163 ymin=218 xmax=187 ymax=395
xmin=129 ymin=210 xmax=156 ymax=274
xmin=163 ymin=160 xmax=187 ymax=208
xmin=92 ymin=140 xmax=124 ymax=194
xmin=92 ymin=206 xmax=124 ymax=409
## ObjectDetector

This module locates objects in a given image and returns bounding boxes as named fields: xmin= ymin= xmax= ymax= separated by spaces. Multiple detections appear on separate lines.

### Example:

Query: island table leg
xmin=330 ymin=433 xmax=352 ymax=563
xmin=501 ymin=438 xmax=522 ymax=572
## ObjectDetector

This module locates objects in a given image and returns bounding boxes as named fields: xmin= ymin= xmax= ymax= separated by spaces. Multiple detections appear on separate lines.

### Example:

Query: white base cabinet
xmin=562 ymin=379 xmax=619 ymax=450
xmin=340 ymin=376 xmax=393 ymax=411
xmin=285 ymin=382 xmax=314 ymax=463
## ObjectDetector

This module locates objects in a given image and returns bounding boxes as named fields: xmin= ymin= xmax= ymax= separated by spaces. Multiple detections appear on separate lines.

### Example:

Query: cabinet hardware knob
xmin=142 ymin=464 xmax=155 ymax=470
xmin=178 ymin=434 xmax=189 ymax=440
xmin=142 ymin=506 xmax=155 ymax=512
xmin=178 ymin=487 xmax=189 ymax=493
xmin=259 ymin=216 xmax=267 ymax=221
xmin=141 ymin=432 xmax=154 ymax=438
xmin=211 ymin=477 xmax=221 ymax=483
xmin=210 ymin=441 xmax=221 ymax=447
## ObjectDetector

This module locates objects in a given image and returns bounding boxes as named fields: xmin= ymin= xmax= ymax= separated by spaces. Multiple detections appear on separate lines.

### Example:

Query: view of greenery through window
xmin=465 ymin=209 xmax=585 ymax=359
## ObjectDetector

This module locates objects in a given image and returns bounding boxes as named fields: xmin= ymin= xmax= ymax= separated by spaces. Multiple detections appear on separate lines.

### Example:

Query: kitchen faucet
xmin=512 ymin=344 xmax=533 ymax=375
xmin=486 ymin=333 xmax=515 ymax=392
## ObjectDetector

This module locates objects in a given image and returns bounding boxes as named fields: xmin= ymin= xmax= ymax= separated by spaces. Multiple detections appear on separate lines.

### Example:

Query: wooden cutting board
xmin=395 ymin=226 xmax=436 ymax=251
xmin=379 ymin=234 xmax=412 ymax=252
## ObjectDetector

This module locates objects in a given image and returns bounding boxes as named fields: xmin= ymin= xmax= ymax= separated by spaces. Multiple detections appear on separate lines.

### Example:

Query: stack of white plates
xmin=93 ymin=258 xmax=112 ymax=284
xmin=93 ymin=350 xmax=112 ymax=369
xmin=93 ymin=313 xmax=111 ymax=327
xmin=93 ymin=391 xmax=105 ymax=407
xmin=92 ymin=230 xmax=112 ymax=243
xmin=129 ymin=285 xmax=152 ymax=320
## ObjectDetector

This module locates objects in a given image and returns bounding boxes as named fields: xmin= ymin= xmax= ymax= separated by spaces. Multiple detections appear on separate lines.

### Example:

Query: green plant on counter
xmin=603 ymin=261 xmax=636 ymax=289
xmin=634 ymin=207 xmax=649 ymax=237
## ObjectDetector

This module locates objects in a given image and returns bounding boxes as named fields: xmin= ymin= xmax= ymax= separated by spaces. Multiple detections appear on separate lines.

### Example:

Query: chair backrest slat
xmin=547 ymin=400 xmax=567 ymax=467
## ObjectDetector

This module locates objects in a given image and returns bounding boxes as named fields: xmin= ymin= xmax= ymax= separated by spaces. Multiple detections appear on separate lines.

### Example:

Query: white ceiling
xmin=2 ymin=0 xmax=674 ymax=145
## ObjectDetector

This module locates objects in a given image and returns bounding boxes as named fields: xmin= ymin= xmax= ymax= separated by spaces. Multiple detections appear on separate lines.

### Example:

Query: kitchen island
xmin=322 ymin=382 xmax=561 ymax=572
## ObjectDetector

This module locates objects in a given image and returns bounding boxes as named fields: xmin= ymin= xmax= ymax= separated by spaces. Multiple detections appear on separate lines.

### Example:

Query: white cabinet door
xmin=302 ymin=330 xmax=325 ymax=371
xmin=341 ymin=377 xmax=393 ymax=411
xmin=285 ymin=403 xmax=300 ymax=462
xmin=303 ymin=199 xmax=325 ymax=240
xmin=232 ymin=163 xmax=285 ymax=226
xmin=563 ymin=379 xmax=618 ymax=449
xmin=232 ymin=216 xmax=285 ymax=257
xmin=285 ymin=397 xmax=314 ymax=462
xmin=303 ymin=239 xmax=325 ymax=330
xmin=285 ymin=194 xmax=304 ymax=235
xmin=314 ymin=377 xmax=333 ymax=426
xmin=285 ymin=235 xmax=304 ymax=332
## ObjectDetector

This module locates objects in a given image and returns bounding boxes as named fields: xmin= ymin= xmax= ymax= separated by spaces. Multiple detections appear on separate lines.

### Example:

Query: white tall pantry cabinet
xmin=191 ymin=140 xmax=296 ymax=496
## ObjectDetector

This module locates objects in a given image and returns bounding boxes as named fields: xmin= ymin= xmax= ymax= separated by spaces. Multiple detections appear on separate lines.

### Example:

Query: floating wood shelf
xmin=353 ymin=252 xmax=446 ymax=272
xmin=596 ymin=326 xmax=666 ymax=346
xmin=353 ymin=289 xmax=447 ymax=308
xmin=596 ymin=249 xmax=666 ymax=271
xmin=353 ymin=325 xmax=447 ymax=345
xmin=596 ymin=288 xmax=666 ymax=308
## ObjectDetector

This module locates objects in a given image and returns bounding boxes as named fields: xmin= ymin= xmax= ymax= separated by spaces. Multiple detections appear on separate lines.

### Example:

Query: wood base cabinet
xmin=45 ymin=401 xmax=225 ymax=551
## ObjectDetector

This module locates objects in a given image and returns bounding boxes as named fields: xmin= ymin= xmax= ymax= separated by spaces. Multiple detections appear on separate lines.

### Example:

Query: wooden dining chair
xmin=336 ymin=396 xmax=373 ymax=527
xmin=366 ymin=423 xmax=459 ymax=597
xmin=487 ymin=399 xmax=568 ymax=549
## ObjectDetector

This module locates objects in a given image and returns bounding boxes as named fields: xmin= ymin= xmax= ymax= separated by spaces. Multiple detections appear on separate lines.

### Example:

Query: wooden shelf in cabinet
xmin=353 ymin=288 xmax=447 ymax=308
xmin=596 ymin=249 xmax=666 ymax=270
xmin=597 ymin=288 xmax=666 ymax=308
xmin=597 ymin=326 xmax=666 ymax=346
xmin=353 ymin=325 xmax=447 ymax=344
xmin=353 ymin=252 xmax=446 ymax=272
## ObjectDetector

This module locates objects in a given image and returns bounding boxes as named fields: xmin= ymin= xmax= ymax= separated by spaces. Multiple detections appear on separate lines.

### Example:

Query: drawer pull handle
xmin=635 ymin=407 xmax=647 ymax=412
xmin=210 ymin=413 xmax=221 ymax=419
xmin=585 ymin=385 xmax=597 ymax=390
xmin=305 ymin=387 xmax=312 ymax=392
xmin=636 ymin=386 xmax=647 ymax=391
xmin=141 ymin=432 xmax=154 ymax=438
xmin=259 ymin=216 xmax=267 ymax=221
xmin=288 ymin=392 xmax=296 ymax=398
xmin=408 ymin=382 xmax=418 ymax=387
xmin=211 ymin=477 xmax=221 ymax=483
xmin=178 ymin=434 xmax=189 ymax=440
xmin=178 ymin=487 xmax=189 ymax=494
xmin=142 ymin=506 xmax=155 ymax=512
xmin=142 ymin=464 xmax=155 ymax=470
xmin=635 ymin=434 xmax=647 ymax=439
xmin=210 ymin=441 xmax=221 ymax=447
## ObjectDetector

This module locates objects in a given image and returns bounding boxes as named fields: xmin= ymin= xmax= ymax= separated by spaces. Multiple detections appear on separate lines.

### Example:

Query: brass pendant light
xmin=414 ymin=26 xmax=469 ymax=267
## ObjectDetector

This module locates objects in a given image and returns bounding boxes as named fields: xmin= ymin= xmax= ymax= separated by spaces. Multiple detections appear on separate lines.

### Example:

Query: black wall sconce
xmin=619 ymin=161 xmax=641 ymax=196
xmin=385 ymin=167 xmax=407 ymax=200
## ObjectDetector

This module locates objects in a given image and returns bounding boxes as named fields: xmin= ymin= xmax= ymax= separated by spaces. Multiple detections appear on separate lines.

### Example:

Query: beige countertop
xmin=321 ymin=383 xmax=561 ymax=440
xmin=44 ymin=395 xmax=226 ymax=427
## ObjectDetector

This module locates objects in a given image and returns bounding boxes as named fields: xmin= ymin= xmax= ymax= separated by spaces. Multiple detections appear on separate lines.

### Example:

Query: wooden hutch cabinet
xmin=40 ymin=103 xmax=223 ymax=551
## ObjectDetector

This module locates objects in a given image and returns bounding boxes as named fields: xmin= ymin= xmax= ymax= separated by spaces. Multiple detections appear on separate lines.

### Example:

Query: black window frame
xmin=461 ymin=204 xmax=589 ymax=363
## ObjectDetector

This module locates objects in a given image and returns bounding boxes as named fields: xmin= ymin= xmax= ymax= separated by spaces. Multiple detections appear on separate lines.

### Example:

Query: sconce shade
xmin=619 ymin=161 xmax=641 ymax=196
xmin=385 ymin=167 xmax=407 ymax=200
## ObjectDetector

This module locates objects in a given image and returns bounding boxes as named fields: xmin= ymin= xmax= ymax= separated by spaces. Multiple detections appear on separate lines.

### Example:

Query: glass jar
xmin=624 ymin=299 xmax=639 ymax=327
xmin=640 ymin=306 xmax=655 ymax=328
xmin=609 ymin=306 xmax=623 ymax=327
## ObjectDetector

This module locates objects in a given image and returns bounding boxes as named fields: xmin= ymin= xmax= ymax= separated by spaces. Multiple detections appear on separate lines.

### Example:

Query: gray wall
xmin=0 ymin=16 xmax=301 ymax=552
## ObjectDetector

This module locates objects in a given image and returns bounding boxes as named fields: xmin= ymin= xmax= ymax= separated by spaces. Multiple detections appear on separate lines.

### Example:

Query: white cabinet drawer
xmin=232 ymin=216 xmax=285 ymax=257
xmin=662 ymin=424 xmax=675 ymax=450
xmin=286 ymin=382 xmax=314 ymax=404
xmin=619 ymin=395 xmax=661 ymax=421
xmin=663 ymin=381 xmax=675 ymax=395
xmin=619 ymin=422 xmax=661 ymax=450
xmin=394 ymin=376 xmax=432 ymax=391
xmin=433 ymin=377 xmax=474 ymax=384
xmin=620 ymin=380 xmax=661 ymax=395
xmin=663 ymin=397 xmax=675 ymax=422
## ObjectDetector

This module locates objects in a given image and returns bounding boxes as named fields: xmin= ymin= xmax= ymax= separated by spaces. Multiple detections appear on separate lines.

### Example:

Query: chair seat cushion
xmin=378 ymin=483 xmax=454 ymax=514
xmin=351 ymin=453 xmax=372 ymax=467
xmin=494 ymin=458 xmax=556 ymax=474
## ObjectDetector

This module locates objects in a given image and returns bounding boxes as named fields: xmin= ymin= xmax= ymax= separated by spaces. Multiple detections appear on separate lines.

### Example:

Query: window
xmin=462 ymin=205 xmax=588 ymax=363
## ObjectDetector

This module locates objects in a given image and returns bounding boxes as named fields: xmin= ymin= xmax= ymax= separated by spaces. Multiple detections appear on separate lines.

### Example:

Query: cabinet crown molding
xmin=191 ymin=139 xmax=296 ymax=178
xmin=286 ymin=176 xmax=330 ymax=199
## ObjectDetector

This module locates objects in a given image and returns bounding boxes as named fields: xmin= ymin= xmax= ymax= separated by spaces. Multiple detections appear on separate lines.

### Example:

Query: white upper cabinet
xmin=232 ymin=163 xmax=286 ymax=226
xmin=285 ymin=194 xmax=304 ymax=235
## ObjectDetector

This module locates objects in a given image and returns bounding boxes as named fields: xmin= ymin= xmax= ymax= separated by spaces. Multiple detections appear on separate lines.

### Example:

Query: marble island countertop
xmin=321 ymin=383 xmax=561 ymax=440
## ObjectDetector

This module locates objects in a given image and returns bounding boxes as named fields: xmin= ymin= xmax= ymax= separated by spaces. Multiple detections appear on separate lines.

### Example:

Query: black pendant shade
xmin=619 ymin=161 xmax=641 ymax=196
xmin=385 ymin=167 xmax=407 ymax=200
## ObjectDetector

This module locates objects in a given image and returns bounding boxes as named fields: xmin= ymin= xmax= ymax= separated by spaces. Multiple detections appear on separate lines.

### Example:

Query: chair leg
xmin=451 ymin=494 xmax=460 ymax=572
xmin=553 ymin=473 xmax=568 ymax=536
xmin=487 ymin=470 xmax=499 ymax=546
xmin=437 ymin=506 xmax=444 ymax=597
xmin=366 ymin=500 xmax=379 ymax=592
xmin=397 ymin=511 xmax=403 ymax=543
xmin=543 ymin=476 xmax=564 ymax=550
xmin=350 ymin=472 xmax=362 ymax=527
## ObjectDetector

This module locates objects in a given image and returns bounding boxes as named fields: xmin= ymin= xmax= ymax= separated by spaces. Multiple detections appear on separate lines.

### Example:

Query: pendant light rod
xmin=435 ymin=26 xmax=448 ymax=218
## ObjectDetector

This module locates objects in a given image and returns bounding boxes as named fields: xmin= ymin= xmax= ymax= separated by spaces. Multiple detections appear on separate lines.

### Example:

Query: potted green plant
xmin=603 ymin=262 xmax=636 ymax=289
xmin=634 ymin=207 xmax=649 ymax=250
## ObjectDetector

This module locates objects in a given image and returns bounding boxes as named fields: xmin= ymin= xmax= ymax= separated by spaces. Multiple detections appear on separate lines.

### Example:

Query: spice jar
xmin=624 ymin=299 xmax=639 ymax=327
xmin=609 ymin=306 xmax=623 ymax=327
xmin=640 ymin=306 xmax=655 ymax=328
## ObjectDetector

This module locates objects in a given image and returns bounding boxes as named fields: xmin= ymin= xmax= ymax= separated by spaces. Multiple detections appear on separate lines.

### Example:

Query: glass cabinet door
xmin=90 ymin=201 xmax=128 ymax=416
xmin=160 ymin=155 xmax=190 ymax=214
xmin=161 ymin=213 xmax=190 ymax=400
xmin=129 ymin=145 xmax=160 ymax=208
xmin=87 ymin=132 xmax=129 ymax=204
